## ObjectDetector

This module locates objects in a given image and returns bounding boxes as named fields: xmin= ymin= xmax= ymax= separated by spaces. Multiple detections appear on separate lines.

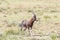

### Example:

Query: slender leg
xmin=24 ymin=27 xmax=27 ymax=31
xmin=28 ymin=27 xmax=32 ymax=36
xmin=31 ymin=27 xmax=32 ymax=30
xmin=21 ymin=27 xmax=22 ymax=31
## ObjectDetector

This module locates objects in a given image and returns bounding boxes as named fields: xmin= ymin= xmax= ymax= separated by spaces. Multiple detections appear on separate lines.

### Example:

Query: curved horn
xmin=32 ymin=10 xmax=36 ymax=17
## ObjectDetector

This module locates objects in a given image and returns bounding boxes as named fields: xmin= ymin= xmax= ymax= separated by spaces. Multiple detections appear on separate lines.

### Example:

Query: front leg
xmin=28 ymin=27 xmax=32 ymax=36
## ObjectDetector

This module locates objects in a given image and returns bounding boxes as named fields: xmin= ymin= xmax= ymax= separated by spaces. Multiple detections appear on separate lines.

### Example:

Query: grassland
xmin=0 ymin=0 xmax=60 ymax=40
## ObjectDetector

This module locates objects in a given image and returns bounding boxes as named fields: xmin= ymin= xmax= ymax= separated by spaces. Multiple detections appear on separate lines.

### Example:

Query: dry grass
xmin=0 ymin=0 xmax=60 ymax=40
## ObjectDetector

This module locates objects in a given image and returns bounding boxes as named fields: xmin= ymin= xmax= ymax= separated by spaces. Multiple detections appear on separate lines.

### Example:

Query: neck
xmin=29 ymin=18 xmax=35 ymax=25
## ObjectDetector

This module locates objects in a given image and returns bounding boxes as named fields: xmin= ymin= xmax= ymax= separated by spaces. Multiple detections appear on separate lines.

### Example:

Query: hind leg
xmin=20 ymin=27 xmax=23 ymax=31
xmin=23 ymin=27 xmax=27 ymax=31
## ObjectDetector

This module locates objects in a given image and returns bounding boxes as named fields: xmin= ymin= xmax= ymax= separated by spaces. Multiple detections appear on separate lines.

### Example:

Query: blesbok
xmin=19 ymin=11 xmax=38 ymax=35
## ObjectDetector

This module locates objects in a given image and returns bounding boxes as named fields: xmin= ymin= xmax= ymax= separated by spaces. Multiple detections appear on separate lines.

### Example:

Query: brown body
xmin=19 ymin=11 xmax=37 ymax=31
